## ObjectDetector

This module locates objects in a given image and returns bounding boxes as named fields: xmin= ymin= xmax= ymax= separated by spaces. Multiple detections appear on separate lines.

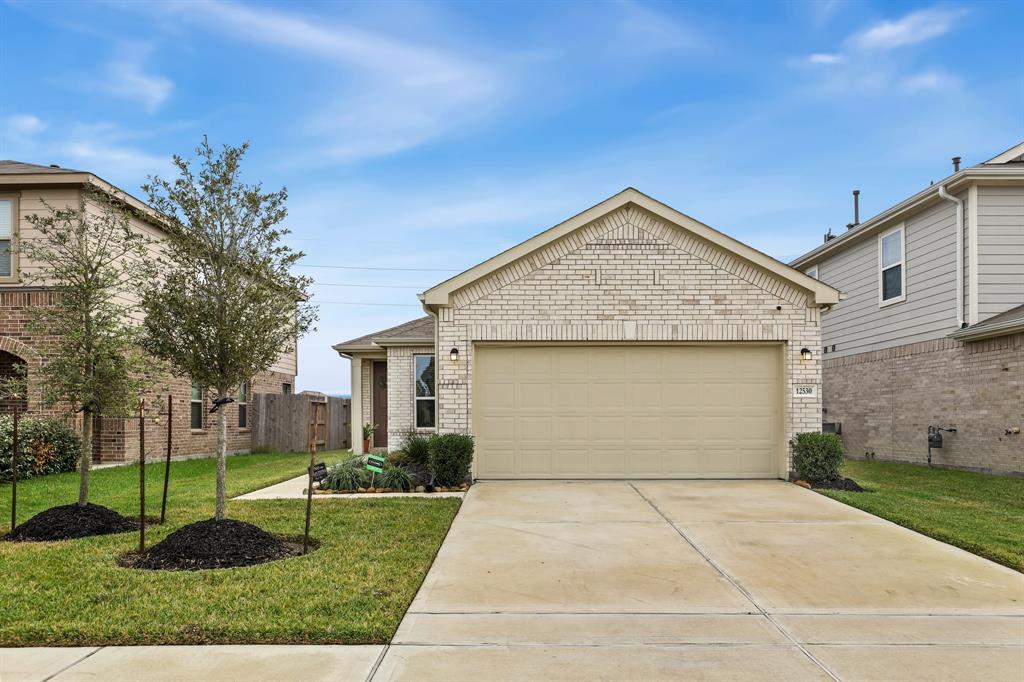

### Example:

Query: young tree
xmin=20 ymin=188 xmax=155 ymax=505
xmin=141 ymin=139 xmax=316 ymax=520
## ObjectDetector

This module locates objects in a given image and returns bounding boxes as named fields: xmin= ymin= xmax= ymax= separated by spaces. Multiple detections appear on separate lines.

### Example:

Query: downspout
xmin=937 ymin=186 xmax=965 ymax=329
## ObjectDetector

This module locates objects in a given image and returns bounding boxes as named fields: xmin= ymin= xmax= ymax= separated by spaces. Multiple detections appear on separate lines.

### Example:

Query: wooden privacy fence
xmin=250 ymin=393 xmax=351 ymax=453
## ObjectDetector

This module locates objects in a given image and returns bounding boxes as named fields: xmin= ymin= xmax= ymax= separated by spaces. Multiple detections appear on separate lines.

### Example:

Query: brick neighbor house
xmin=335 ymin=188 xmax=841 ymax=480
xmin=0 ymin=160 xmax=297 ymax=463
xmin=791 ymin=141 xmax=1024 ymax=475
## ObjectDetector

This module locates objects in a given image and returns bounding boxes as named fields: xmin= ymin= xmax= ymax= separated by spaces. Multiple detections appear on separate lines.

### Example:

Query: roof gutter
xmin=936 ymin=185 xmax=966 ymax=330
xmin=948 ymin=318 xmax=1024 ymax=342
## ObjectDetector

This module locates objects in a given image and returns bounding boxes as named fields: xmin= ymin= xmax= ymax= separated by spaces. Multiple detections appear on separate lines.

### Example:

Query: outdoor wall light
xmin=450 ymin=347 xmax=459 ymax=364
xmin=800 ymin=347 xmax=812 ymax=361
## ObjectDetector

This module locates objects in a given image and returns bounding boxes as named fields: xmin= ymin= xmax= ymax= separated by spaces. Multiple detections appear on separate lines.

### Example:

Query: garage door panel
xmin=554 ymin=383 xmax=588 ymax=409
xmin=554 ymin=449 xmax=590 ymax=476
xmin=519 ymin=382 xmax=552 ymax=409
xmin=518 ymin=416 xmax=552 ymax=442
xmin=475 ymin=345 xmax=781 ymax=479
xmin=590 ymin=384 xmax=626 ymax=409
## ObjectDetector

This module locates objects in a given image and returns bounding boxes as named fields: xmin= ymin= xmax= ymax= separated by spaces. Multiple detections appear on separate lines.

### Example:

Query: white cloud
xmin=808 ymin=53 xmax=844 ymax=65
xmin=4 ymin=114 xmax=47 ymax=136
xmin=157 ymin=0 xmax=504 ymax=162
xmin=901 ymin=69 xmax=960 ymax=93
xmin=99 ymin=60 xmax=174 ymax=112
xmin=849 ymin=7 xmax=966 ymax=51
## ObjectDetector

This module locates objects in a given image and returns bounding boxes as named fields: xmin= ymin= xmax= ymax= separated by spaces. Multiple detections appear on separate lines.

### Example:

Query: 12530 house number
xmin=793 ymin=385 xmax=818 ymax=397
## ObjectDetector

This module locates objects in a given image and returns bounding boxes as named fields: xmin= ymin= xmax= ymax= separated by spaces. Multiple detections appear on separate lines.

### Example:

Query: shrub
xmin=0 ymin=416 xmax=82 ymax=483
xmin=791 ymin=432 xmax=845 ymax=482
xmin=379 ymin=462 xmax=414 ymax=491
xmin=320 ymin=457 xmax=369 ymax=491
xmin=428 ymin=433 xmax=474 ymax=487
xmin=398 ymin=430 xmax=432 ymax=467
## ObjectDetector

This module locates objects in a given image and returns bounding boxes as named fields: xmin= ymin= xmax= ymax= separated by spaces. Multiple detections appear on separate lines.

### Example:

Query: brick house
xmin=335 ymin=188 xmax=840 ymax=480
xmin=791 ymin=142 xmax=1024 ymax=475
xmin=0 ymin=160 xmax=297 ymax=462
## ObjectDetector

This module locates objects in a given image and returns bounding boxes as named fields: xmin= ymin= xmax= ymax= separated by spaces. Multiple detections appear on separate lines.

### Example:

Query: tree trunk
xmin=79 ymin=409 xmax=93 ymax=506
xmin=214 ymin=390 xmax=228 ymax=520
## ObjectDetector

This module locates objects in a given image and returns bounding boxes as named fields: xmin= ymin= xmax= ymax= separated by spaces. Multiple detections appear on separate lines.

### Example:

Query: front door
xmin=372 ymin=361 xmax=388 ymax=448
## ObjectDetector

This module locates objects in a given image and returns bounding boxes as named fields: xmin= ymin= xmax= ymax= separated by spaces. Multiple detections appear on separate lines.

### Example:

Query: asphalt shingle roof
xmin=334 ymin=316 xmax=434 ymax=349
xmin=0 ymin=160 xmax=84 ymax=175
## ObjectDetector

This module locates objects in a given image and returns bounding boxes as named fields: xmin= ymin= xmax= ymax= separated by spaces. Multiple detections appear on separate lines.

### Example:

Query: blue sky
xmin=1 ymin=0 xmax=1021 ymax=394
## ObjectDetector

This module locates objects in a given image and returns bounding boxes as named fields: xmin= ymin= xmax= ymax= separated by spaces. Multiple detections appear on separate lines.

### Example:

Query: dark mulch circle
xmin=6 ymin=503 xmax=138 ymax=541
xmin=812 ymin=477 xmax=865 ymax=492
xmin=120 ymin=518 xmax=310 ymax=571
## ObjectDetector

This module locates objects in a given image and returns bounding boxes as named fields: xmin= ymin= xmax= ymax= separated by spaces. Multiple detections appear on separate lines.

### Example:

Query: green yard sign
xmin=366 ymin=454 xmax=386 ymax=474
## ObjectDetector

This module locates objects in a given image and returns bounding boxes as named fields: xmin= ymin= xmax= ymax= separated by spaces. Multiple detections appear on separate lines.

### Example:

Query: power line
xmin=312 ymin=282 xmax=424 ymax=289
xmin=314 ymin=300 xmax=421 ymax=307
xmin=297 ymin=264 xmax=461 ymax=272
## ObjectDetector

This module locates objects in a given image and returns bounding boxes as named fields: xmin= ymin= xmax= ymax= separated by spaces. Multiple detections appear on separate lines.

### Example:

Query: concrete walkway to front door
xmin=375 ymin=480 xmax=1024 ymax=682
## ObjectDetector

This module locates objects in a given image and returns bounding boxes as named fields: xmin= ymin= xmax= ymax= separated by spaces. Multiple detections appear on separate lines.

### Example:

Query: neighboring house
xmin=0 ymin=160 xmax=297 ymax=462
xmin=335 ymin=188 xmax=840 ymax=480
xmin=791 ymin=142 xmax=1024 ymax=475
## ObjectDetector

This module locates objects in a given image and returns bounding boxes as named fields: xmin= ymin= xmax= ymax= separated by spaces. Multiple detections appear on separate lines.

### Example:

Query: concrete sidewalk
xmin=1 ymin=646 xmax=385 ymax=682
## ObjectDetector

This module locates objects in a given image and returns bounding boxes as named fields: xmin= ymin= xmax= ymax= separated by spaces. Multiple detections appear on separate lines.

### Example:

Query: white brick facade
xmin=433 ymin=205 xmax=823 ymax=474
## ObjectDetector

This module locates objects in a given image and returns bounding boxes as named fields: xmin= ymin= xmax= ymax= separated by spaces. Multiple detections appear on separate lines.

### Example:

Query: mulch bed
xmin=6 ymin=503 xmax=138 ymax=541
xmin=811 ymin=477 xmax=865 ymax=492
xmin=121 ymin=518 xmax=308 ymax=571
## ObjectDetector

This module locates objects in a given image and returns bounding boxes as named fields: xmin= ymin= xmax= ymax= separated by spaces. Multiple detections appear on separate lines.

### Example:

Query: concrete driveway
xmin=374 ymin=480 xmax=1024 ymax=682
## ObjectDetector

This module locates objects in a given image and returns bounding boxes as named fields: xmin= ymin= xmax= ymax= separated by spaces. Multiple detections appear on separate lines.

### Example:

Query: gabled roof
xmin=0 ymin=159 xmax=170 ymax=232
xmin=792 ymin=140 xmax=1024 ymax=268
xmin=332 ymin=316 xmax=435 ymax=354
xmin=420 ymin=187 xmax=841 ymax=307
xmin=949 ymin=303 xmax=1024 ymax=342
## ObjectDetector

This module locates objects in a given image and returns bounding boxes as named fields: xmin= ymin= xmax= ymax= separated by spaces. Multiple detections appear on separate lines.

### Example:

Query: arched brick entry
xmin=0 ymin=337 xmax=40 ymax=414
xmin=0 ymin=349 xmax=27 ymax=413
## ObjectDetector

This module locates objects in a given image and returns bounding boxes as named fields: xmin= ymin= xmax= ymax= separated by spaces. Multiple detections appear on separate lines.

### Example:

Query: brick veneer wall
xmin=0 ymin=287 xmax=295 ymax=463
xmin=823 ymin=333 xmax=1024 ymax=475
xmin=385 ymin=345 xmax=435 ymax=449
xmin=435 ymin=205 xmax=824 ymax=475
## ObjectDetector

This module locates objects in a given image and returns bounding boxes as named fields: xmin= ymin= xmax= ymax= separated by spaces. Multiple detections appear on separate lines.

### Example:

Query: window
xmin=0 ymin=197 xmax=15 ymax=279
xmin=879 ymin=226 xmax=906 ymax=305
xmin=282 ymin=382 xmax=292 ymax=395
xmin=238 ymin=380 xmax=249 ymax=428
xmin=806 ymin=265 xmax=818 ymax=280
xmin=190 ymin=381 xmax=204 ymax=430
xmin=414 ymin=354 xmax=436 ymax=429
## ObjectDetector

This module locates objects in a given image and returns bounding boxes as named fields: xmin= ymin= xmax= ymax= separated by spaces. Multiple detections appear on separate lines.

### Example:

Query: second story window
xmin=879 ymin=226 xmax=905 ymax=306
xmin=806 ymin=265 xmax=819 ymax=280
xmin=0 ymin=197 xmax=15 ymax=279
xmin=238 ymin=380 xmax=249 ymax=428
xmin=282 ymin=383 xmax=292 ymax=395
xmin=191 ymin=381 xmax=204 ymax=430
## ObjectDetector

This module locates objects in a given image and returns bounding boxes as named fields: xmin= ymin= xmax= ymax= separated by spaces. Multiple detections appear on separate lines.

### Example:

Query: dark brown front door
xmin=372 ymin=361 xmax=388 ymax=448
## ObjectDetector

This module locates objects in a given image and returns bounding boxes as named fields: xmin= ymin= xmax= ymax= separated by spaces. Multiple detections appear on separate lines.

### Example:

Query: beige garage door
xmin=474 ymin=344 xmax=782 ymax=479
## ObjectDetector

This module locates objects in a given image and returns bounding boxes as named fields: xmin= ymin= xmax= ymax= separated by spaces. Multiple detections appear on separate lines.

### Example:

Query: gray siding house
xmin=792 ymin=142 xmax=1024 ymax=475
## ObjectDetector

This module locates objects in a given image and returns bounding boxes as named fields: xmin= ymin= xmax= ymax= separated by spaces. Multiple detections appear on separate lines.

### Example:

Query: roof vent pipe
xmin=853 ymin=190 xmax=860 ymax=226
xmin=952 ymin=156 xmax=961 ymax=172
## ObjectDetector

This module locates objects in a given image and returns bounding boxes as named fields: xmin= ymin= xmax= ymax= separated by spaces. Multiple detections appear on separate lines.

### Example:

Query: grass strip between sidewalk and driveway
xmin=0 ymin=451 xmax=461 ymax=646
xmin=818 ymin=458 xmax=1024 ymax=572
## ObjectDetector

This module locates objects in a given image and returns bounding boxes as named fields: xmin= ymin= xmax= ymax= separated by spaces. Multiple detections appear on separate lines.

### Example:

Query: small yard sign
xmin=308 ymin=462 xmax=328 ymax=482
xmin=366 ymin=454 xmax=386 ymax=474
xmin=793 ymin=384 xmax=818 ymax=398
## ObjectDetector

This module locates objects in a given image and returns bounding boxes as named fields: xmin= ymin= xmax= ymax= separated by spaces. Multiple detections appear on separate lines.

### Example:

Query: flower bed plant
xmin=0 ymin=416 xmax=82 ymax=483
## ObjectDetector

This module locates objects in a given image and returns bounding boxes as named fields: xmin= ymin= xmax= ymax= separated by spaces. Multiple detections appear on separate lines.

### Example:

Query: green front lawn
xmin=0 ymin=452 xmax=460 ymax=646
xmin=819 ymin=458 xmax=1024 ymax=572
